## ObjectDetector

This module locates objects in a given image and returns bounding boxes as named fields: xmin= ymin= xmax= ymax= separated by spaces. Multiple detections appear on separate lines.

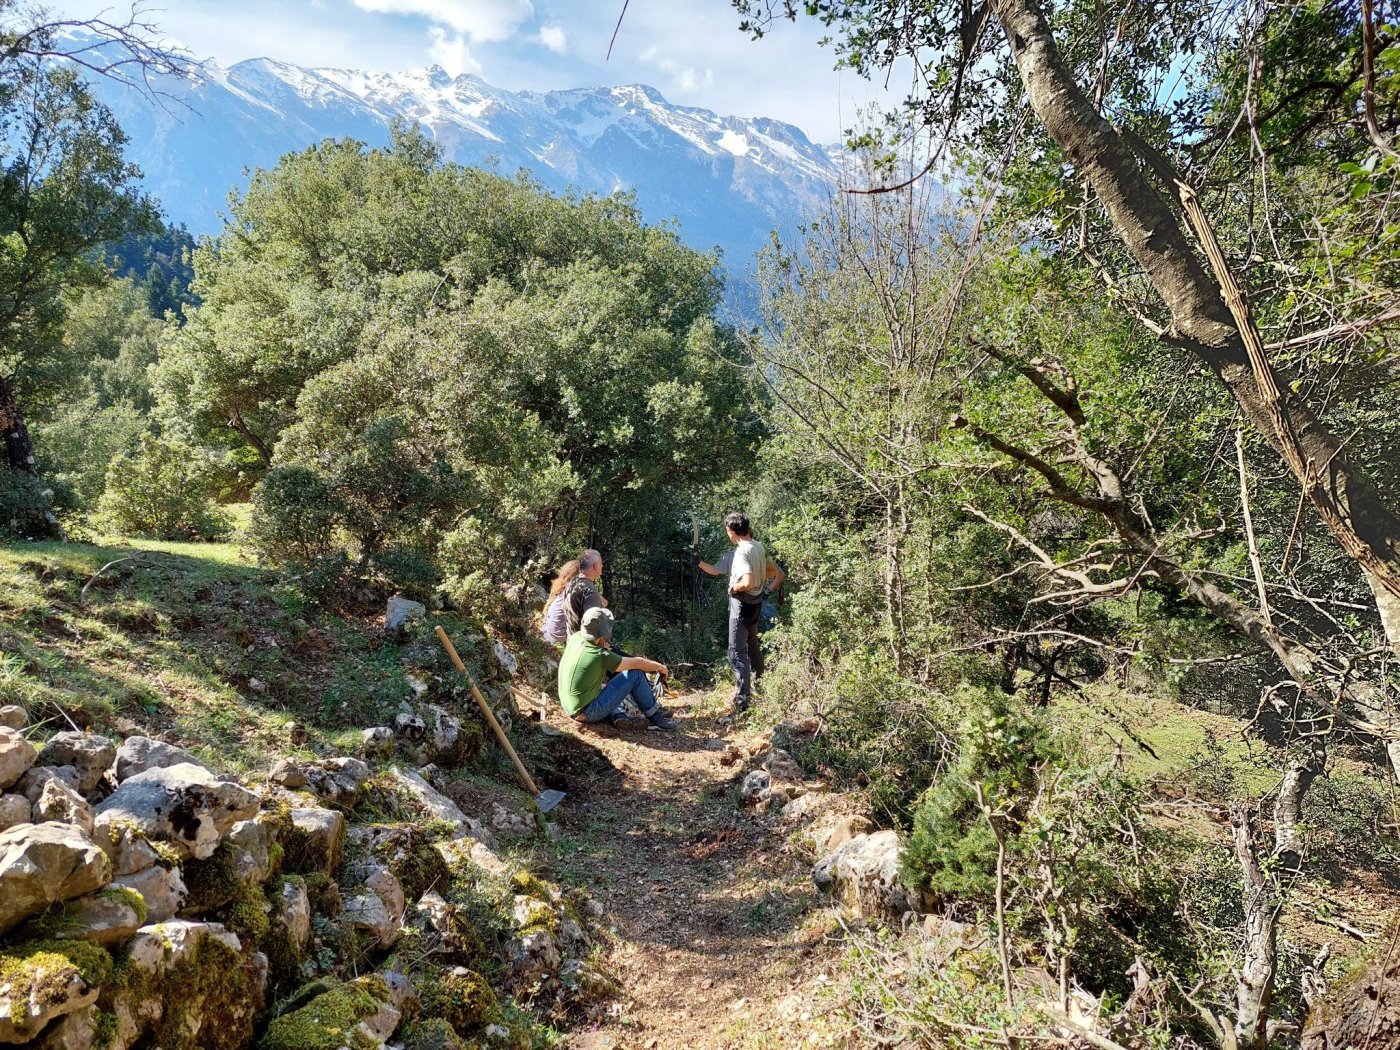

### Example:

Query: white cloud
xmin=350 ymin=0 xmax=533 ymax=42
xmin=428 ymin=26 xmax=482 ymax=77
xmin=537 ymin=23 xmax=566 ymax=54
xmin=639 ymin=45 xmax=713 ymax=94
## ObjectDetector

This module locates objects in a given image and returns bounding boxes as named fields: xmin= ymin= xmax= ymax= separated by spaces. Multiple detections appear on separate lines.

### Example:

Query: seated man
xmin=558 ymin=607 xmax=678 ymax=731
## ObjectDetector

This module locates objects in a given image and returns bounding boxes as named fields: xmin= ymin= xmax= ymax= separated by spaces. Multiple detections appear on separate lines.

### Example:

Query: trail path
xmin=535 ymin=690 xmax=847 ymax=1049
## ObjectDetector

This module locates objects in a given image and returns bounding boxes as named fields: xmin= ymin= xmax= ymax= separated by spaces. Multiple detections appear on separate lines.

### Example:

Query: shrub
xmin=0 ymin=467 xmax=66 ymax=539
xmin=248 ymin=465 xmax=344 ymax=564
xmin=96 ymin=434 xmax=230 ymax=540
xmin=902 ymin=694 xmax=1051 ymax=904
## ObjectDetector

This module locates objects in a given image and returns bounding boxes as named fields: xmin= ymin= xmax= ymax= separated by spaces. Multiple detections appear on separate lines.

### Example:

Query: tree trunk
xmin=0 ymin=374 xmax=38 ymax=475
xmin=1232 ymin=805 xmax=1277 ymax=1050
xmin=1232 ymin=748 xmax=1322 ymax=1050
xmin=988 ymin=0 xmax=1400 ymax=657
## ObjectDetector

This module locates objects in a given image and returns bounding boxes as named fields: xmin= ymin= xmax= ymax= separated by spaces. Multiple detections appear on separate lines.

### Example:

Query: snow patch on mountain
xmin=76 ymin=47 xmax=852 ymax=308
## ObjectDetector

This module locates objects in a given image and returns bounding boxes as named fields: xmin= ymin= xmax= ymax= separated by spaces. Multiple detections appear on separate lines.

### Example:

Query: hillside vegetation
xmin=1 ymin=1 xmax=1400 ymax=1047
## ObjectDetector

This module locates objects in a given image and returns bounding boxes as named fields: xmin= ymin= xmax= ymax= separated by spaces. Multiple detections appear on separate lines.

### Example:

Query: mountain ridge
xmin=79 ymin=49 xmax=848 ymax=299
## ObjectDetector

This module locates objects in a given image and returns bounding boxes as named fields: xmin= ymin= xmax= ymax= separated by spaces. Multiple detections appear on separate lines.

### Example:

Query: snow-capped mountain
xmin=82 ymin=53 xmax=847 ymax=297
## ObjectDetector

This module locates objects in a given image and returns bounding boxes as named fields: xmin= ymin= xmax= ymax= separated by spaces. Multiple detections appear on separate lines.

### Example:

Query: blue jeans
xmin=728 ymin=596 xmax=764 ymax=702
xmin=579 ymin=669 xmax=659 ymax=723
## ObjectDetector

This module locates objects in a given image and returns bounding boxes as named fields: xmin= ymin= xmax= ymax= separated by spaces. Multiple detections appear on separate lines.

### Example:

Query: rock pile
xmin=733 ymin=716 xmax=930 ymax=921
xmin=0 ymin=707 xmax=605 ymax=1049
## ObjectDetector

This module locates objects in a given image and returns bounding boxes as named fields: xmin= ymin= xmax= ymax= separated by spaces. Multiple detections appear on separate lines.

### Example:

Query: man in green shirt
xmin=558 ymin=607 xmax=678 ymax=731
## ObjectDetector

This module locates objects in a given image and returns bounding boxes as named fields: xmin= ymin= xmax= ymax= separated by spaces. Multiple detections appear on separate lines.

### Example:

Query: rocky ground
xmin=530 ymin=691 xmax=868 ymax=1050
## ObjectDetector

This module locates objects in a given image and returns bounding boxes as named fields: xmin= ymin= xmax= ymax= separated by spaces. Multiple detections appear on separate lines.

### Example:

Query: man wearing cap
xmin=697 ymin=512 xmax=785 ymax=712
xmin=558 ymin=607 xmax=678 ymax=731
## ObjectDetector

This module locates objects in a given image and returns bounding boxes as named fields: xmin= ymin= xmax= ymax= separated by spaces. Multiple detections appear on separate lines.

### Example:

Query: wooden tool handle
xmin=435 ymin=625 xmax=540 ymax=797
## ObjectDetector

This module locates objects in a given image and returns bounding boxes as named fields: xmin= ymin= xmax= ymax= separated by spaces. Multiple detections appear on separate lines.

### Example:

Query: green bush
xmin=248 ymin=465 xmax=344 ymax=564
xmin=96 ymin=434 xmax=230 ymax=540
xmin=0 ymin=467 xmax=67 ymax=539
xmin=902 ymin=695 xmax=1051 ymax=904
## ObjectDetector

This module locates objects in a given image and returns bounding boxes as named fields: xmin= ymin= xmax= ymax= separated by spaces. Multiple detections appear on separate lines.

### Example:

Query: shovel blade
xmin=535 ymin=789 xmax=567 ymax=814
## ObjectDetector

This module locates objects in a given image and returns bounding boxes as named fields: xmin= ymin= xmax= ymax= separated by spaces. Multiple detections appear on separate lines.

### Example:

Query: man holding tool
xmin=696 ymin=512 xmax=785 ymax=713
xmin=558 ymin=607 xmax=678 ymax=731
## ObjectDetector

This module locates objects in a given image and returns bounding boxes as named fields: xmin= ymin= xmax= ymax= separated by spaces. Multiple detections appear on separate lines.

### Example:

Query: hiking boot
xmin=609 ymin=714 xmax=648 ymax=730
xmin=647 ymin=709 xmax=679 ymax=732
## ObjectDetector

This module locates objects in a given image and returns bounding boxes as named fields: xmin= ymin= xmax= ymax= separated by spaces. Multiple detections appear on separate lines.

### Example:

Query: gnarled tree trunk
xmin=0 ymin=374 xmax=37 ymax=475
xmin=988 ymin=0 xmax=1400 ymax=658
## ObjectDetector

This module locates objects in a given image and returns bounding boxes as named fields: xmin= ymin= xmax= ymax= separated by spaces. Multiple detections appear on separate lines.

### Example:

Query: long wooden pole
xmin=435 ymin=626 xmax=541 ymax=797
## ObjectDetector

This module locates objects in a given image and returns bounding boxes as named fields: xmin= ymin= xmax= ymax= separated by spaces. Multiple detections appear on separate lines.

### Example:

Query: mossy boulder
xmin=0 ymin=823 xmax=111 ymax=935
xmin=258 ymin=974 xmax=401 ymax=1050
xmin=26 ymin=885 xmax=147 ymax=946
xmin=345 ymin=823 xmax=451 ymax=902
xmin=101 ymin=920 xmax=266 ymax=1050
xmin=0 ymin=940 xmax=112 ymax=1043
xmin=283 ymin=808 xmax=346 ymax=875
xmin=415 ymin=966 xmax=498 ymax=1036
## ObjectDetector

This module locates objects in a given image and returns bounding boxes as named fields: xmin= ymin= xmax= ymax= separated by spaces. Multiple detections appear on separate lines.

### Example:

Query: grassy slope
xmin=0 ymin=535 xmax=511 ymax=774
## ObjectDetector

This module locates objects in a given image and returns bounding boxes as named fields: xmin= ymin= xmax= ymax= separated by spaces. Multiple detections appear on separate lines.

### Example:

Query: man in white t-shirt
xmin=698 ymin=512 xmax=785 ymax=712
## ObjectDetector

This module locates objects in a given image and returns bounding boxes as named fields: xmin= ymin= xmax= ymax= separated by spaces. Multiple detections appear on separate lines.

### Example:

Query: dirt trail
xmin=536 ymin=690 xmax=846 ymax=1049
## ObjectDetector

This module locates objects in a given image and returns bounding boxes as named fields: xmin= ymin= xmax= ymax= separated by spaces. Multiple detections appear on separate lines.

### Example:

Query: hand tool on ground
xmin=435 ymin=625 xmax=566 ymax=814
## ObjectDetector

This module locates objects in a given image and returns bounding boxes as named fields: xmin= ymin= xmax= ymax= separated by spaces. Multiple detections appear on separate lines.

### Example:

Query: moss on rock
xmin=257 ymin=976 xmax=388 ymax=1050
xmin=414 ymin=966 xmax=497 ymax=1036
xmin=0 ymin=940 xmax=113 ymax=1037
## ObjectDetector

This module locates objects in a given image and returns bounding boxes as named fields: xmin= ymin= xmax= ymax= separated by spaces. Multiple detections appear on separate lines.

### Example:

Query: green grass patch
xmin=0 ymin=536 xmax=496 ymax=773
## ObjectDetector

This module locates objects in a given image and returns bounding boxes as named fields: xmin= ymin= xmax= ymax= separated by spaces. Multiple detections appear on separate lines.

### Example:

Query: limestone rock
xmin=260 ymin=975 xmax=404 ymax=1049
xmin=435 ymin=836 xmax=507 ymax=879
xmin=384 ymin=766 xmax=494 ymax=845
xmin=0 ymin=942 xmax=105 ymax=1044
xmin=29 ymin=1003 xmax=98 ymax=1049
xmin=341 ymin=853 xmax=406 ymax=949
xmin=104 ymin=920 xmax=263 ymax=1050
xmin=765 ymin=748 xmax=806 ymax=785
xmin=267 ymin=758 xmax=307 ymax=789
xmin=361 ymin=727 xmax=395 ymax=758
xmin=15 ymin=766 xmax=80 ymax=804
xmin=34 ymin=733 xmax=115 ymax=795
xmin=0 ymin=794 xmax=30 ymax=832
xmin=111 ymin=736 xmax=201 ymax=783
xmin=276 ymin=877 xmax=311 ymax=951
xmin=303 ymin=757 xmax=371 ymax=809
xmin=739 ymin=769 xmax=771 ymax=806
xmin=559 ymin=958 xmax=619 ymax=1005
xmin=345 ymin=823 xmax=448 ymax=900
xmin=93 ymin=763 xmax=259 ymax=862
xmin=393 ymin=709 xmax=426 ymax=741
xmin=777 ymin=790 xmax=834 ymax=828
xmin=284 ymin=807 xmax=346 ymax=874
xmin=45 ymin=887 xmax=146 ymax=945
xmin=385 ymin=595 xmax=426 ymax=633
xmin=224 ymin=817 xmax=276 ymax=884
xmin=492 ymin=636 xmax=518 ymax=676
xmin=0 ymin=728 xmax=37 ymax=791
xmin=506 ymin=927 xmax=562 ymax=984
xmin=0 ymin=706 xmax=27 ymax=731
xmin=110 ymin=865 xmax=187 ymax=923
xmin=812 ymin=830 xmax=924 ymax=918
xmin=813 ymin=813 xmax=874 ymax=854
xmin=100 ymin=823 xmax=161 ymax=877
xmin=33 ymin=778 xmax=94 ymax=835
xmin=0 ymin=823 xmax=110 ymax=935
xmin=181 ymin=819 xmax=277 ymax=915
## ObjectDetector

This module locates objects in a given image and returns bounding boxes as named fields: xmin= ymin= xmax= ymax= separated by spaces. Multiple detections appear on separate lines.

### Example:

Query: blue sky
xmin=48 ymin=0 xmax=905 ymax=143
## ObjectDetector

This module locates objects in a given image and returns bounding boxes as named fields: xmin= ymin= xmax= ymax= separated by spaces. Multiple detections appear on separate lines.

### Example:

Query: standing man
xmin=559 ymin=607 xmax=678 ymax=731
xmin=698 ymin=512 xmax=784 ymax=712
xmin=564 ymin=549 xmax=608 ymax=634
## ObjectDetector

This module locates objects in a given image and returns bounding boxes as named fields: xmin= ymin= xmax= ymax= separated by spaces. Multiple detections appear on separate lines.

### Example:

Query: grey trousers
xmin=728 ymin=596 xmax=764 ymax=701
